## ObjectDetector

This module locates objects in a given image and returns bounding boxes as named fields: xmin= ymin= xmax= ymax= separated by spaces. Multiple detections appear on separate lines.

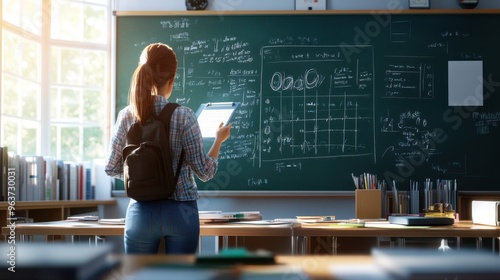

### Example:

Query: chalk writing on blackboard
xmin=383 ymin=56 xmax=434 ymax=99
xmin=473 ymin=111 xmax=500 ymax=135
xmin=390 ymin=20 xmax=412 ymax=43
xmin=379 ymin=109 xmax=439 ymax=168
xmin=260 ymin=45 xmax=375 ymax=166
xmin=431 ymin=160 xmax=466 ymax=175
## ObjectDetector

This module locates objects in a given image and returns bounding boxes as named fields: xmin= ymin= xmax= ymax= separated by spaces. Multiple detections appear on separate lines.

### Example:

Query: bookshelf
xmin=0 ymin=199 xmax=116 ymax=240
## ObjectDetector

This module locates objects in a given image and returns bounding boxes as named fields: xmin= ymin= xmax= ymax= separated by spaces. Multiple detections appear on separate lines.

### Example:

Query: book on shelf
xmin=85 ymin=166 xmax=93 ymax=200
xmin=44 ymin=156 xmax=58 ymax=201
xmin=18 ymin=155 xmax=27 ymax=201
xmin=68 ymin=162 xmax=77 ymax=200
xmin=24 ymin=156 xmax=45 ymax=201
xmin=57 ymin=160 xmax=68 ymax=200
xmin=7 ymin=152 xmax=20 ymax=201
xmin=0 ymin=146 xmax=6 ymax=201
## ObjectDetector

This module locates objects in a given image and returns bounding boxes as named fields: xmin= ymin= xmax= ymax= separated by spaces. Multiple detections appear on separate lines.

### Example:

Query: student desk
xmin=106 ymin=251 xmax=500 ymax=280
xmin=2 ymin=221 xmax=124 ymax=246
xmin=110 ymin=254 xmax=374 ymax=280
xmin=294 ymin=220 xmax=500 ymax=254
xmin=4 ymin=220 xmax=500 ymax=254
xmin=200 ymin=222 xmax=297 ymax=253
xmin=2 ymin=220 xmax=296 ymax=253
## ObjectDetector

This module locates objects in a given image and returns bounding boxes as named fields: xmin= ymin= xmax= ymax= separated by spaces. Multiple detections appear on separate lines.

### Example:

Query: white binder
xmin=472 ymin=200 xmax=500 ymax=226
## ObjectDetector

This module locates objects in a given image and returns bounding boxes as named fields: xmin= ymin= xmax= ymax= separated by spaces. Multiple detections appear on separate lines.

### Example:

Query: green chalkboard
xmin=115 ymin=11 xmax=500 ymax=193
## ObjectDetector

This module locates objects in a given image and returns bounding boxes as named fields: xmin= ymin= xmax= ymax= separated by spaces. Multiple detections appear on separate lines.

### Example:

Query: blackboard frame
xmin=114 ymin=9 xmax=500 ymax=195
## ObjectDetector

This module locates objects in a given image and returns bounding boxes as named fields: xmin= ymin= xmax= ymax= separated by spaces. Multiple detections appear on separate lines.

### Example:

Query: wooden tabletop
xmin=2 ymin=221 xmax=296 ymax=237
xmin=3 ymin=220 xmax=125 ymax=236
xmin=3 ymin=220 xmax=500 ymax=239
xmin=295 ymin=220 xmax=500 ymax=238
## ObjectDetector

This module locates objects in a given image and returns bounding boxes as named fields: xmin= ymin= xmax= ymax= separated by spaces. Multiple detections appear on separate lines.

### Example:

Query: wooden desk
xmin=295 ymin=220 xmax=500 ymax=254
xmin=9 ymin=220 xmax=499 ymax=239
xmin=4 ymin=220 xmax=500 ymax=254
xmin=2 ymin=220 xmax=296 ymax=253
xmin=201 ymin=222 xmax=296 ymax=253
xmin=110 ymin=251 xmax=500 ymax=280
xmin=296 ymin=221 xmax=500 ymax=238
xmin=112 ymin=254 xmax=374 ymax=280
xmin=2 ymin=221 xmax=124 ymax=245
xmin=3 ymin=221 xmax=295 ymax=237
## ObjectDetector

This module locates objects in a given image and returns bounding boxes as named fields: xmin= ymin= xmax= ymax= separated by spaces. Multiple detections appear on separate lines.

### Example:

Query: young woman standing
xmin=105 ymin=43 xmax=231 ymax=254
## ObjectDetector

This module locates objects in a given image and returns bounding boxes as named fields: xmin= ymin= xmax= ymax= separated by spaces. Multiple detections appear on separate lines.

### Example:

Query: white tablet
xmin=195 ymin=102 xmax=240 ymax=138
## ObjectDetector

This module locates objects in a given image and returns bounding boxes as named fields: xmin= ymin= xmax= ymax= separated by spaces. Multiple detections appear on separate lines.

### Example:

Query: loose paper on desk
xmin=67 ymin=215 xmax=99 ymax=221
xmin=195 ymin=102 xmax=239 ymax=138
xmin=98 ymin=218 xmax=125 ymax=225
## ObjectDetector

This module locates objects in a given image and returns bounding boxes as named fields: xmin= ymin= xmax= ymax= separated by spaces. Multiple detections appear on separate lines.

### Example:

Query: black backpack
xmin=122 ymin=103 xmax=184 ymax=201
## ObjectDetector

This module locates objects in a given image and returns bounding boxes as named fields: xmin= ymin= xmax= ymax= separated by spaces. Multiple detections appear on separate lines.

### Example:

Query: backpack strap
xmin=158 ymin=103 xmax=185 ymax=184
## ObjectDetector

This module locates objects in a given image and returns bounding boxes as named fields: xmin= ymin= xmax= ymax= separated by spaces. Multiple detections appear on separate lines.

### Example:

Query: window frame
xmin=1 ymin=0 xmax=112 ymax=162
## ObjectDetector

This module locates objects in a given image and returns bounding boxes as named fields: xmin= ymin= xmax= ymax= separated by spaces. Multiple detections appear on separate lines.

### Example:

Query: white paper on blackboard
xmin=448 ymin=60 xmax=483 ymax=106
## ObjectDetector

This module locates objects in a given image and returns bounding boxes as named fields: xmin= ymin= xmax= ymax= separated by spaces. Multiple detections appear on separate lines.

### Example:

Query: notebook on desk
xmin=388 ymin=215 xmax=454 ymax=226
xmin=196 ymin=248 xmax=276 ymax=265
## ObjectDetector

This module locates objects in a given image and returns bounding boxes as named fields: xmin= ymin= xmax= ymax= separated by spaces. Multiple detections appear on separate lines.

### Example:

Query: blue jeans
xmin=124 ymin=199 xmax=200 ymax=254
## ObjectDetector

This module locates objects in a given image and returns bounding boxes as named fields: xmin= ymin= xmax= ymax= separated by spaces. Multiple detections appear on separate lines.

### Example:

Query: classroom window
xmin=1 ymin=0 xmax=111 ymax=162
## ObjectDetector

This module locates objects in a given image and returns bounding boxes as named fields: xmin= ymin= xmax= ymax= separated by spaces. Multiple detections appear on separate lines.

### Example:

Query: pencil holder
xmin=355 ymin=189 xmax=382 ymax=219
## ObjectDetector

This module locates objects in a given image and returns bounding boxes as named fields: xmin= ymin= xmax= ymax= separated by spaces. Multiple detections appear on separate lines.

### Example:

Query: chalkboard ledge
xmin=114 ymin=9 xmax=500 ymax=17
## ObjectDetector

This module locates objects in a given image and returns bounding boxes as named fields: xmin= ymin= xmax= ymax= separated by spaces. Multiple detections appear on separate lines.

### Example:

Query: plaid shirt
xmin=105 ymin=95 xmax=218 ymax=201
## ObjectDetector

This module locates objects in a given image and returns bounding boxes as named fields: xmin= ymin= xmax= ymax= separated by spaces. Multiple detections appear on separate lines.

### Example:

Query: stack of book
xmin=199 ymin=211 xmax=262 ymax=223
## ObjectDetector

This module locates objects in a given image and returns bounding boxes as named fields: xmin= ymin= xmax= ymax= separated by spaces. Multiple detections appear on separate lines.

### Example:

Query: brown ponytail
xmin=129 ymin=43 xmax=178 ymax=125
